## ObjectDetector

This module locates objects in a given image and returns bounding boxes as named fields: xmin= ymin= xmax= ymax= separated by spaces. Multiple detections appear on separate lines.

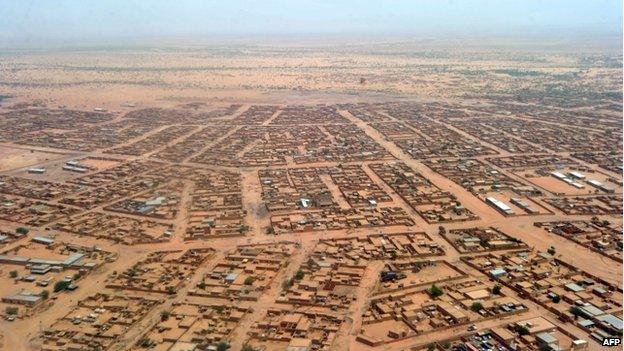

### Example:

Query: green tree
xmin=539 ymin=344 xmax=551 ymax=351
xmin=492 ymin=284 xmax=502 ymax=295
xmin=514 ymin=324 xmax=530 ymax=336
xmin=138 ymin=337 xmax=152 ymax=348
xmin=295 ymin=269 xmax=305 ymax=280
xmin=160 ymin=310 xmax=170 ymax=321
xmin=40 ymin=290 xmax=50 ymax=299
xmin=9 ymin=270 xmax=18 ymax=278
xmin=244 ymin=276 xmax=255 ymax=285
xmin=547 ymin=246 xmax=556 ymax=255
xmin=242 ymin=345 xmax=255 ymax=351
xmin=54 ymin=280 xmax=71 ymax=292
xmin=15 ymin=227 xmax=29 ymax=235
xmin=282 ymin=278 xmax=293 ymax=290
xmin=216 ymin=341 xmax=230 ymax=351
xmin=428 ymin=284 xmax=444 ymax=298
xmin=570 ymin=306 xmax=583 ymax=317
xmin=471 ymin=302 xmax=483 ymax=312
xmin=552 ymin=295 xmax=561 ymax=303
xmin=5 ymin=306 xmax=18 ymax=315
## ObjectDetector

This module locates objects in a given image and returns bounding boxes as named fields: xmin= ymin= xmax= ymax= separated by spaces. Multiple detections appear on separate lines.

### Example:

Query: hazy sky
xmin=0 ymin=0 xmax=622 ymax=42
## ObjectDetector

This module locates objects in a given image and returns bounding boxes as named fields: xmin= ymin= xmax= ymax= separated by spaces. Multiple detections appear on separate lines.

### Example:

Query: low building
xmin=2 ymin=292 xmax=43 ymax=306
xmin=568 ymin=171 xmax=586 ymax=180
xmin=32 ymin=236 xmax=54 ymax=246
xmin=27 ymin=167 xmax=46 ymax=174
xmin=489 ymin=268 xmax=507 ymax=278
xmin=486 ymin=197 xmax=514 ymax=215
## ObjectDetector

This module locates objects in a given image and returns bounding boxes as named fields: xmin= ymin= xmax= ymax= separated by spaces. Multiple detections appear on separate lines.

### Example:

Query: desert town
xmin=0 ymin=41 xmax=621 ymax=351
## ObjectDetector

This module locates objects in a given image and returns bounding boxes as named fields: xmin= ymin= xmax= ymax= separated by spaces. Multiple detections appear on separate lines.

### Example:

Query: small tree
xmin=242 ymin=344 xmax=255 ymax=351
xmin=127 ymin=266 xmax=138 ymax=277
xmin=216 ymin=341 xmax=230 ymax=351
xmin=244 ymin=276 xmax=255 ymax=285
xmin=551 ymin=295 xmax=561 ymax=303
xmin=166 ymin=286 xmax=176 ymax=295
xmin=160 ymin=310 xmax=170 ymax=321
xmin=539 ymin=344 xmax=551 ymax=351
xmin=9 ymin=270 xmax=18 ymax=278
xmin=471 ymin=301 xmax=484 ymax=312
xmin=198 ymin=280 xmax=206 ymax=290
xmin=295 ymin=269 xmax=305 ymax=280
xmin=282 ymin=278 xmax=293 ymax=290
xmin=15 ymin=227 xmax=29 ymax=235
xmin=427 ymin=343 xmax=436 ymax=351
xmin=428 ymin=284 xmax=444 ymax=298
xmin=138 ymin=337 xmax=152 ymax=348
xmin=5 ymin=306 xmax=18 ymax=315
xmin=492 ymin=284 xmax=502 ymax=295
xmin=40 ymin=290 xmax=50 ymax=299
xmin=54 ymin=280 xmax=71 ymax=292
xmin=570 ymin=306 xmax=583 ymax=317
xmin=547 ymin=246 xmax=556 ymax=255
xmin=514 ymin=324 xmax=530 ymax=336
